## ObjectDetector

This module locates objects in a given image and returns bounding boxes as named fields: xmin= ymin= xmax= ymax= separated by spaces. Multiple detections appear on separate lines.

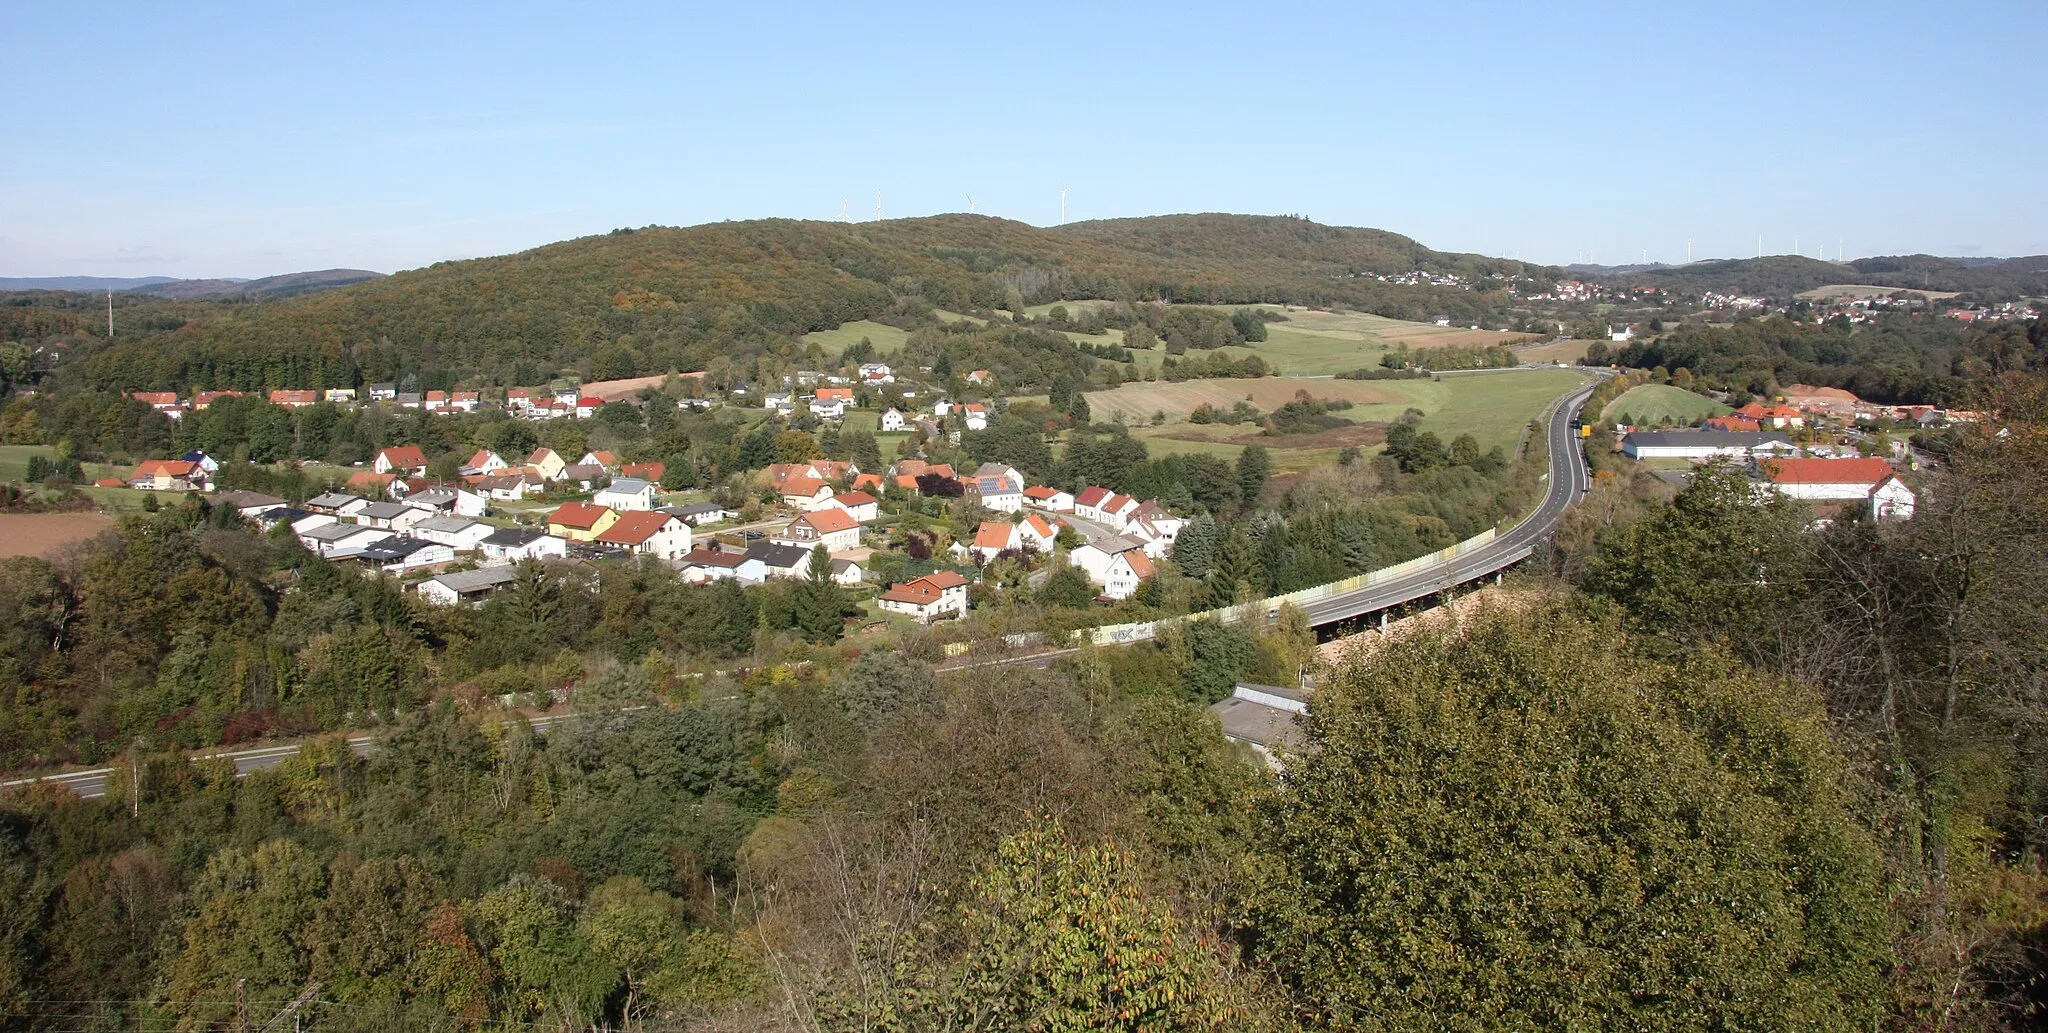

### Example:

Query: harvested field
xmin=1515 ymin=338 xmax=1596 ymax=364
xmin=1795 ymin=283 xmax=1959 ymax=301
xmin=1158 ymin=423 xmax=1387 ymax=449
xmin=579 ymin=373 xmax=701 ymax=401
xmin=0 ymin=511 xmax=114 ymax=559
xmin=1079 ymin=378 xmax=1411 ymax=421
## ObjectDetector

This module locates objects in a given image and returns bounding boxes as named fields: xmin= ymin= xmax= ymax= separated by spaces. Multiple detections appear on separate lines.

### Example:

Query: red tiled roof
xmin=782 ymin=476 xmax=830 ymax=498
xmin=595 ymin=511 xmax=675 ymax=545
xmin=852 ymin=473 xmax=884 ymax=492
xmin=880 ymin=583 xmax=944 ymax=605
xmin=1023 ymin=485 xmax=1062 ymax=500
xmin=1762 ymin=457 xmax=1896 ymax=487
xmin=815 ymin=387 xmax=853 ymax=401
xmin=973 ymin=521 xmax=1016 ymax=550
xmin=378 ymin=445 xmax=428 ymax=469
xmin=796 ymin=508 xmax=859 ymax=534
xmin=912 ymin=570 xmax=969 ymax=591
xmin=621 ymin=461 xmax=665 ymax=481
xmin=132 ymin=459 xmax=198 ymax=478
xmin=831 ymin=491 xmax=877 ymax=507
xmin=548 ymin=501 xmax=613 ymax=529
xmin=1123 ymin=551 xmax=1155 ymax=578
xmin=1074 ymin=486 xmax=1112 ymax=507
xmin=684 ymin=547 xmax=746 ymax=568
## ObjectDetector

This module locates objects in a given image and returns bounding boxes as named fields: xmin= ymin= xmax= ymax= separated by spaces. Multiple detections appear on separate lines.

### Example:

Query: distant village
xmin=114 ymin=360 xmax=1197 ymax=622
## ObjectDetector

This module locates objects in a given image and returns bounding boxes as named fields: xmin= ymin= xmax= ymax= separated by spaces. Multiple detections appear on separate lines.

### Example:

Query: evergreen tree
xmin=1037 ymin=563 xmax=1097 ymax=610
xmin=1171 ymin=514 xmax=1219 ymax=579
xmin=1210 ymin=530 xmax=1261 ymax=602
xmin=795 ymin=546 xmax=844 ymax=643
xmin=1067 ymin=391 xmax=1091 ymax=426
xmin=1235 ymin=445 xmax=1271 ymax=510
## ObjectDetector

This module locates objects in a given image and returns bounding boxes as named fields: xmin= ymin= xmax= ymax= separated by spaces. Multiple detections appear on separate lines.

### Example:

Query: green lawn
xmin=1601 ymin=384 xmax=1730 ymax=425
xmin=0 ymin=445 xmax=155 ymax=510
xmin=802 ymin=320 xmax=910 ymax=357
xmin=1110 ymin=369 xmax=1590 ymax=473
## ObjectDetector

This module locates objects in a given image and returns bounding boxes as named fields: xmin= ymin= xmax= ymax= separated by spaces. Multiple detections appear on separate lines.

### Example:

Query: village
xmin=113 ymin=357 xmax=1197 ymax=631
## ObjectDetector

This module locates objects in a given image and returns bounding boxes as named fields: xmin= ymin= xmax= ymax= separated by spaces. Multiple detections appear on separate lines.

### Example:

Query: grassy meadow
xmin=1601 ymin=384 xmax=1730 ymax=425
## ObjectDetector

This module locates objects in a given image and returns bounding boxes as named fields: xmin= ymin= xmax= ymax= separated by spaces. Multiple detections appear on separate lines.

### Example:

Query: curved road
xmin=1296 ymin=371 xmax=1602 ymax=626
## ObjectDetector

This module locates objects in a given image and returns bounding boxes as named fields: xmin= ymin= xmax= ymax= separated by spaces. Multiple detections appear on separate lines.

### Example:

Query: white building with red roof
xmin=1761 ymin=457 xmax=1915 ymax=520
xmin=773 ymin=508 xmax=863 ymax=551
xmin=878 ymin=571 xmax=970 ymax=622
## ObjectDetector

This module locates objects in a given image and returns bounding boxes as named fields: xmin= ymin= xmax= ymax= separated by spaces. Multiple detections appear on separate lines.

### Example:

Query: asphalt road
xmin=2 ymin=714 xmax=589 ymax=801
xmin=1297 ymin=374 xmax=1601 ymax=626
xmin=936 ymin=371 xmax=1604 ymax=670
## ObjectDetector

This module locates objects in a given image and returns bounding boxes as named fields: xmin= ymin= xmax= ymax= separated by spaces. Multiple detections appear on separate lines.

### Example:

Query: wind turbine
xmin=965 ymin=195 xmax=977 ymax=214
xmin=874 ymin=190 xmax=882 ymax=222
xmin=1060 ymin=186 xmax=1068 ymax=225
xmin=836 ymin=199 xmax=851 ymax=223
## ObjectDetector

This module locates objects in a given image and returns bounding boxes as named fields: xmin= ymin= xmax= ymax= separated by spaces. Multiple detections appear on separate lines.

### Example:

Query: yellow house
xmin=546 ymin=501 xmax=617 ymax=542
xmin=526 ymin=447 xmax=568 ymax=481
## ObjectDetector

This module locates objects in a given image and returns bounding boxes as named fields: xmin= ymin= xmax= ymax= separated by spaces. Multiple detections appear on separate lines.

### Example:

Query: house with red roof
xmin=594 ymin=511 xmax=693 ymax=559
xmin=191 ymin=390 xmax=242 ymax=410
xmin=130 ymin=459 xmax=207 ymax=492
xmin=1734 ymin=402 xmax=1805 ymax=429
xmin=546 ymin=501 xmax=619 ymax=542
xmin=268 ymin=390 xmax=318 ymax=409
xmin=780 ymin=476 xmax=835 ymax=511
xmin=576 ymin=396 xmax=604 ymax=419
xmin=129 ymin=392 xmax=184 ymax=418
xmin=374 ymin=445 xmax=429 ymax=476
xmin=1018 ymin=512 xmax=1061 ymax=552
xmin=878 ymin=571 xmax=970 ymax=622
xmin=773 ymin=508 xmax=862 ymax=551
xmin=1022 ymin=485 xmax=1074 ymax=512
xmin=822 ymin=491 xmax=879 ymax=523
xmin=1702 ymin=416 xmax=1763 ymax=432
xmin=969 ymin=521 xmax=1021 ymax=564
xmin=620 ymin=461 xmax=665 ymax=482
xmin=1760 ymin=457 xmax=1915 ymax=520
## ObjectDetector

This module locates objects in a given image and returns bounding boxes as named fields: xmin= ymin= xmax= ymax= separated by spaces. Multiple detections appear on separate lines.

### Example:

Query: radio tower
xmin=107 ymin=291 xmax=114 ymax=337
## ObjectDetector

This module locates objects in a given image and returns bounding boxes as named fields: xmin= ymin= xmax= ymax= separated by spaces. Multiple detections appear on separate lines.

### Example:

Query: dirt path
xmin=0 ymin=511 xmax=114 ymax=559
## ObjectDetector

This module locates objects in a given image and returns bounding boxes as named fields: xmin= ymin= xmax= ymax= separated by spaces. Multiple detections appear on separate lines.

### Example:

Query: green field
xmin=1601 ymin=384 xmax=1730 ymax=425
xmin=801 ymin=320 xmax=910 ymax=357
xmin=1063 ymin=369 xmax=1590 ymax=473
xmin=0 ymin=445 xmax=156 ymax=512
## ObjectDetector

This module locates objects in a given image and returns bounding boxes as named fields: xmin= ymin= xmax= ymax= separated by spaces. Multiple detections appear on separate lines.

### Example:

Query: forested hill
xmin=1596 ymin=253 xmax=2048 ymax=298
xmin=44 ymin=214 xmax=1554 ymax=393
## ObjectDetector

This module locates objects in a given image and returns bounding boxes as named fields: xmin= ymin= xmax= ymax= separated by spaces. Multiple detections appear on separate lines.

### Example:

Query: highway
xmin=1295 ymin=372 xmax=1601 ymax=626
xmin=1 ymin=714 xmax=590 ymax=801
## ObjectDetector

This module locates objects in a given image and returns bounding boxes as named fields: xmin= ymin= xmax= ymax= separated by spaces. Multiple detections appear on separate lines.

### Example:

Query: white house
xmin=1620 ymin=430 xmax=1800 ymax=461
xmin=1017 ymin=512 xmax=1060 ymax=553
xmin=1072 ymin=486 xmax=1116 ymax=524
xmin=478 ymin=472 xmax=546 ymax=500
xmin=1760 ymin=457 xmax=1916 ymax=521
xmin=355 ymin=501 xmax=429 ymax=531
xmin=478 ymin=527 xmax=568 ymax=563
xmin=747 ymin=542 xmax=813 ymax=581
xmin=880 ymin=408 xmax=907 ymax=432
xmin=821 ymin=491 xmax=879 ymax=524
xmin=680 ymin=547 xmax=749 ymax=583
xmin=372 ymin=446 xmax=429 ymax=477
xmin=404 ymin=486 xmax=487 ymax=518
xmin=1069 ymin=535 xmax=1154 ymax=599
xmin=779 ymin=476 xmax=835 ymax=511
xmin=878 ymin=571 xmax=970 ymax=622
xmin=594 ymin=511 xmax=693 ymax=560
xmin=931 ymin=399 xmax=955 ymax=417
xmin=299 ymin=523 xmax=393 ymax=555
xmin=808 ymin=397 xmax=847 ymax=420
xmin=594 ymin=477 xmax=659 ymax=512
xmin=960 ymin=403 xmax=990 ymax=431
xmin=830 ymin=558 xmax=867 ymax=586
xmin=411 ymin=515 xmax=496 ymax=551
xmin=969 ymin=521 xmax=1021 ymax=564
xmin=663 ymin=502 xmax=733 ymax=527
xmin=332 ymin=536 xmax=454 ymax=573
xmin=418 ymin=566 xmax=520 ymax=606
xmin=773 ymin=508 xmax=863 ymax=552
xmin=1022 ymin=486 xmax=1074 ymax=512
xmin=1099 ymin=549 xmax=1154 ymax=601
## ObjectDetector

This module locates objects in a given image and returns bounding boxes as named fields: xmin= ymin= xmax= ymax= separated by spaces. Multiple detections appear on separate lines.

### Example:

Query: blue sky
xmin=4 ymin=0 xmax=2043 ymax=277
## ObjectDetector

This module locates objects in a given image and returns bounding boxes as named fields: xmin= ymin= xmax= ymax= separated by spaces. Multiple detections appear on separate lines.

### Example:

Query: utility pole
xmin=258 ymin=982 xmax=322 ymax=1032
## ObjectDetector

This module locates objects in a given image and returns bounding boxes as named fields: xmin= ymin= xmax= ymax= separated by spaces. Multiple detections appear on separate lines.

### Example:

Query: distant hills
xmin=1583 ymin=255 xmax=2048 ymax=297
xmin=0 ymin=268 xmax=383 ymax=300
xmin=0 ymin=275 xmax=186 ymax=292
